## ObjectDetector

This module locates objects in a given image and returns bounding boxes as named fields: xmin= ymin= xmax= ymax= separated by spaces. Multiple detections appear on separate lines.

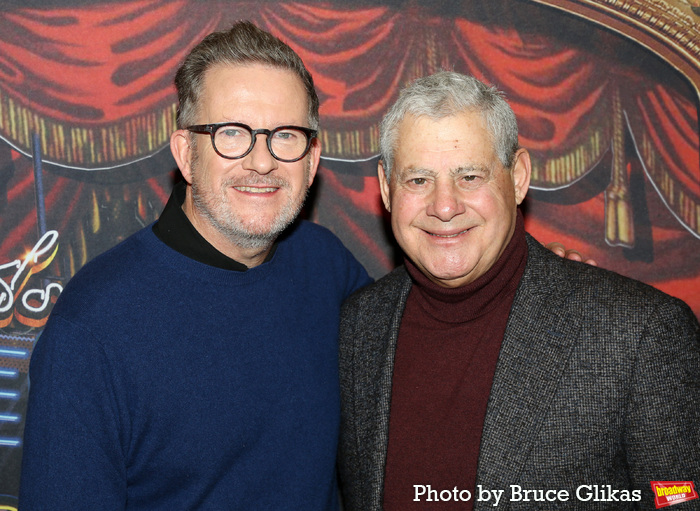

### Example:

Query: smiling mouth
xmin=234 ymin=186 xmax=278 ymax=193
xmin=428 ymin=228 xmax=471 ymax=238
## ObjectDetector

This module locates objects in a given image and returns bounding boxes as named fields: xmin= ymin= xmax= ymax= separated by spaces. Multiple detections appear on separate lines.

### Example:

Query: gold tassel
xmin=605 ymin=85 xmax=634 ymax=247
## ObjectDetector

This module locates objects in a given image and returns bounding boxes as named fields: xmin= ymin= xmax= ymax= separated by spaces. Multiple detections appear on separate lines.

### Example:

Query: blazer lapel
xmin=355 ymin=268 xmax=412 ymax=510
xmin=475 ymin=237 xmax=583 ymax=509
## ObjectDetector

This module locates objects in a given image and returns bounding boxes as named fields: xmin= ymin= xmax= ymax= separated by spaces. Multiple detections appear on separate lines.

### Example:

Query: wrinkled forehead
xmin=392 ymin=112 xmax=500 ymax=172
xmin=199 ymin=63 xmax=310 ymax=122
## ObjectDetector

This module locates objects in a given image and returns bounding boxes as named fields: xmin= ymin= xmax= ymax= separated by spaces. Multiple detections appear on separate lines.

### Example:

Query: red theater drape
xmin=0 ymin=0 xmax=698 ymax=312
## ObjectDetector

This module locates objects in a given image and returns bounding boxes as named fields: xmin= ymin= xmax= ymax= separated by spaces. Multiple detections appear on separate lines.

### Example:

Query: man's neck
xmin=181 ymin=197 xmax=273 ymax=269
xmin=153 ymin=180 xmax=282 ymax=271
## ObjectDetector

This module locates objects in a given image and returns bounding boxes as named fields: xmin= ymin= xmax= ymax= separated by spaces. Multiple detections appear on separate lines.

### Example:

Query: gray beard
xmin=192 ymin=182 xmax=307 ymax=250
xmin=189 ymin=154 xmax=310 ymax=250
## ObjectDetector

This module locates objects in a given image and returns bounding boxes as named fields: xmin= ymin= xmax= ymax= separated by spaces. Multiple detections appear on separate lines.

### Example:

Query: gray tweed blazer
xmin=338 ymin=234 xmax=700 ymax=510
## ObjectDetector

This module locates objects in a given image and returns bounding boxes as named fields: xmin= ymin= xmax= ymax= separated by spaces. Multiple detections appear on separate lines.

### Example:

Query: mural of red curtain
xmin=0 ymin=0 xmax=698 ymax=506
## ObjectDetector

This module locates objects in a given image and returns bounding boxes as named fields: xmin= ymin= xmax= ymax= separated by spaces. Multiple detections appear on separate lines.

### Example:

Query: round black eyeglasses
xmin=186 ymin=122 xmax=317 ymax=163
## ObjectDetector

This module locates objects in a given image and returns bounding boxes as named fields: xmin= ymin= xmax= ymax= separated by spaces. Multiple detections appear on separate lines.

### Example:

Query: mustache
xmin=224 ymin=176 xmax=290 ymax=189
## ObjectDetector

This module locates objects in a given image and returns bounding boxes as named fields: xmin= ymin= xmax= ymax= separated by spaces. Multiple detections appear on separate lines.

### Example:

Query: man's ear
xmin=171 ymin=130 xmax=194 ymax=184
xmin=511 ymin=148 xmax=531 ymax=205
xmin=306 ymin=137 xmax=321 ymax=187
xmin=377 ymin=160 xmax=391 ymax=212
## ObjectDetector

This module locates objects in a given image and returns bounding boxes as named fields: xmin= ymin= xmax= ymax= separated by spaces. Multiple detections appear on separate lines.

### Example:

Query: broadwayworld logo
xmin=651 ymin=481 xmax=698 ymax=508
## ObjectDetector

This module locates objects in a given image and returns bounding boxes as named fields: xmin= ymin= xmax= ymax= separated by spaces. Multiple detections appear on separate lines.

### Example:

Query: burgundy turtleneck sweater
xmin=383 ymin=213 xmax=528 ymax=510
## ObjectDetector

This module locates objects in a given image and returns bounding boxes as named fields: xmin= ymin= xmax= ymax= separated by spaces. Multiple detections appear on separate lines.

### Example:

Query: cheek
xmin=194 ymin=154 xmax=218 ymax=183
xmin=392 ymin=190 xmax=425 ymax=215
xmin=390 ymin=195 xmax=422 ymax=235
xmin=285 ymin=162 xmax=310 ymax=188
xmin=474 ymin=187 xmax=512 ymax=216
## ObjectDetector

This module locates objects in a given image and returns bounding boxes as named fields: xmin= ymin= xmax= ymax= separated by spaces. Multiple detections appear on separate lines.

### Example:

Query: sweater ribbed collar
xmin=404 ymin=210 xmax=528 ymax=323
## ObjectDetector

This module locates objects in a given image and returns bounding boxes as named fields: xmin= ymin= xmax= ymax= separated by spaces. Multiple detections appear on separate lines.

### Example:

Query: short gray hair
xmin=175 ymin=21 xmax=319 ymax=130
xmin=379 ymin=71 xmax=519 ymax=179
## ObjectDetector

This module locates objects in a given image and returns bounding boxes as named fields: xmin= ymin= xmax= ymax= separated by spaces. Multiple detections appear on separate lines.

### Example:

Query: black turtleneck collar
xmin=152 ymin=180 xmax=277 ymax=271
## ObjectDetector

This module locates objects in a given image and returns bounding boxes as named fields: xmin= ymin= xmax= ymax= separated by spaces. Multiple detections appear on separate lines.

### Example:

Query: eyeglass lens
xmin=214 ymin=125 xmax=310 ymax=161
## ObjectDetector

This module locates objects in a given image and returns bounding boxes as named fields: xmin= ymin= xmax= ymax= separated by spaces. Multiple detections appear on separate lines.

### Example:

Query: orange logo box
xmin=651 ymin=481 xmax=698 ymax=509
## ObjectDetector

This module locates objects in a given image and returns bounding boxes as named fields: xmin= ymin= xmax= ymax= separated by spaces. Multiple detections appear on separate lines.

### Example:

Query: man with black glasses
xmin=19 ymin=22 xmax=371 ymax=510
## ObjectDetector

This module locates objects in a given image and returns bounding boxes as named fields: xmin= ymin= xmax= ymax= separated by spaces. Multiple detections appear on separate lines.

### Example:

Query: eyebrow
xmin=397 ymin=164 xmax=491 ymax=179
xmin=451 ymin=164 xmax=491 ymax=177
xmin=396 ymin=167 xmax=437 ymax=179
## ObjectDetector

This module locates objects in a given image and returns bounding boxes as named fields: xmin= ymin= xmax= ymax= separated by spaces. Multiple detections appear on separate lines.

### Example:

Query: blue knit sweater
xmin=20 ymin=220 xmax=371 ymax=510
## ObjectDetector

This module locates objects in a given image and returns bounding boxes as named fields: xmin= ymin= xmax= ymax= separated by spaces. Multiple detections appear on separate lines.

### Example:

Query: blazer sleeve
xmin=338 ymin=267 xmax=412 ymax=511
xmin=624 ymin=295 xmax=700 ymax=500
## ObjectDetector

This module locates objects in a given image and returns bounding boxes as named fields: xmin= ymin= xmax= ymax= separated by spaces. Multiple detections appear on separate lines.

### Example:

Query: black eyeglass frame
xmin=186 ymin=122 xmax=318 ymax=163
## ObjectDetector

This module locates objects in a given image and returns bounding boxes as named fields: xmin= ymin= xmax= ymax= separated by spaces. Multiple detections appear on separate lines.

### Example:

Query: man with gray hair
xmin=338 ymin=71 xmax=700 ymax=510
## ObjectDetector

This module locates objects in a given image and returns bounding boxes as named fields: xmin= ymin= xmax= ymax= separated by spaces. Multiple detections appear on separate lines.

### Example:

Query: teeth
xmin=431 ymin=229 xmax=469 ymax=238
xmin=235 ymin=186 xmax=276 ymax=193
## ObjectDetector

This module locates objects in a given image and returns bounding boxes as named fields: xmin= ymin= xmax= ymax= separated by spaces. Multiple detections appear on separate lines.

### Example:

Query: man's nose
xmin=241 ymin=134 xmax=278 ymax=175
xmin=426 ymin=181 xmax=465 ymax=221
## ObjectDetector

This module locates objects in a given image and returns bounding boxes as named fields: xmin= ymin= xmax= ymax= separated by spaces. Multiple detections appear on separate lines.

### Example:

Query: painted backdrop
xmin=0 ymin=0 xmax=699 ymax=506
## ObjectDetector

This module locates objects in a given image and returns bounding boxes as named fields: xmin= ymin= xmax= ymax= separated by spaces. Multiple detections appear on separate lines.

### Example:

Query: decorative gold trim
xmin=530 ymin=125 xmax=611 ymax=186
xmin=0 ymin=89 xmax=177 ymax=168
xmin=319 ymin=125 xmax=381 ymax=158
xmin=528 ymin=0 xmax=700 ymax=103
xmin=634 ymin=120 xmax=700 ymax=234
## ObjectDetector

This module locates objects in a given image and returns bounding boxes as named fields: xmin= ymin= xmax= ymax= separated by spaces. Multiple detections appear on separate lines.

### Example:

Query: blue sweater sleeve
xmin=20 ymin=314 xmax=127 ymax=510
xmin=318 ymin=222 xmax=373 ymax=298
xmin=343 ymin=247 xmax=373 ymax=298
